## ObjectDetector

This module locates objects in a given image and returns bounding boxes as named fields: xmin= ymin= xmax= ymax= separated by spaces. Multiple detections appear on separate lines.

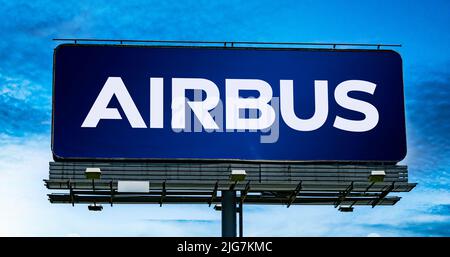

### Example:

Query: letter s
xmin=333 ymin=80 xmax=379 ymax=132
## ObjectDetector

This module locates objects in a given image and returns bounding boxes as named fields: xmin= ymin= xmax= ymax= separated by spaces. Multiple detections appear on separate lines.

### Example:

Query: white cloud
xmin=0 ymin=72 xmax=37 ymax=101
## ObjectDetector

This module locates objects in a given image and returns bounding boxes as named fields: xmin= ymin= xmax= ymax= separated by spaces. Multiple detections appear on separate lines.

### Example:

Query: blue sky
xmin=0 ymin=0 xmax=449 ymax=236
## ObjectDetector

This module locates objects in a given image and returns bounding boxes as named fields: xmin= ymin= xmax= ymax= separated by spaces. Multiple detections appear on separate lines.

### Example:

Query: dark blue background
xmin=52 ymin=44 xmax=406 ymax=162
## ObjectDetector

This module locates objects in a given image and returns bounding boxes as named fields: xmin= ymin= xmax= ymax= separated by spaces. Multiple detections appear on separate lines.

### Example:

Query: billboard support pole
xmin=221 ymin=190 xmax=237 ymax=237
xmin=239 ymin=196 xmax=243 ymax=237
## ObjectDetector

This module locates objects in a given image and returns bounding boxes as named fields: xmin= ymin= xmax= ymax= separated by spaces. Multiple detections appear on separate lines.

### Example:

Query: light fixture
xmin=85 ymin=168 xmax=102 ymax=211
xmin=85 ymin=167 xmax=101 ymax=180
xmin=88 ymin=204 xmax=103 ymax=211
xmin=230 ymin=169 xmax=247 ymax=182
xmin=338 ymin=205 xmax=354 ymax=212
xmin=369 ymin=170 xmax=386 ymax=183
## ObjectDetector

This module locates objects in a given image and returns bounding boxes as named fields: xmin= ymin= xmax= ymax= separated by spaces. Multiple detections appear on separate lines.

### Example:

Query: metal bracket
xmin=364 ymin=181 xmax=375 ymax=193
xmin=67 ymin=180 xmax=74 ymax=206
xmin=52 ymin=38 xmax=402 ymax=50
xmin=334 ymin=182 xmax=354 ymax=208
xmin=229 ymin=181 xmax=238 ymax=191
xmin=109 ymin=181 xmax=114 ymax=207
xmin=241 ymin=181 xmax=251 ymax=203
xmin=372 ymin=182 xmax=395 ymax=208
xmin=287 ymin=181 xmax=302 ymax=208
xmin=160 ymin=181 xmax=166 ymax=207
xmin=208 ymin=181 xmax=219 ymax=207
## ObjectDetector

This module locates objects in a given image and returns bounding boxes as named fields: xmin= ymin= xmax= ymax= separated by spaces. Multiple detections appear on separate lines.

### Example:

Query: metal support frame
xmin=47 ymin=161 xmax=415 ymax=207
xmin=239 ymin=196 xmax=243 ymax=237
xmin=46 ymin=161 xmax=415 ymax=237
xmin=238 ymin=181 xmax=251 ymax=237
xmin=91 ymin=178 xmax=97 ymax=207
xmin=287 ymin=181 xmax=303 ymax=208
xmin=241 ymin=181 xmax=251 ymax=202
xmin=68 ymin=180 xmax=74 ymax=206
xmin=208 ymin=181 xmax=219 ymax=207
xmin=334 ymin=182 xmax=354 ymax=208
xmin=364 ymin=181 xmax=375 ymax=193
xmin=52 ymin=38 xmax=401 ymax=50
xmin=160 ymin=181 xmax=166 ymax=207
xmin=372 ymin=182 xmax=395 ymax=208
xmin=109 ymin=181 xmax=114 ymax=207
xmin=229 ymin=181 xmax=237 ymax=191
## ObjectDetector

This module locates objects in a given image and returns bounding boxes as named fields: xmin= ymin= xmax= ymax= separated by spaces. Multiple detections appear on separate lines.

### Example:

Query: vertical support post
xmin=221 ymin=190 xmax=237 ymax=237
xmin=239 ymin=195 xmax=243 ymax=237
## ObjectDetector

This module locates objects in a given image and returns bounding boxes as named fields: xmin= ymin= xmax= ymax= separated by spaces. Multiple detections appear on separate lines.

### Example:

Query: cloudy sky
xmin=0 ymin=0 xmax=449 ymax=236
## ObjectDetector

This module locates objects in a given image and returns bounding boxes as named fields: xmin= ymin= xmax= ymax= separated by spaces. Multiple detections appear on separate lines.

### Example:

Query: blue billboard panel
xmin=52 ymin=44 xmax=406 ymax=162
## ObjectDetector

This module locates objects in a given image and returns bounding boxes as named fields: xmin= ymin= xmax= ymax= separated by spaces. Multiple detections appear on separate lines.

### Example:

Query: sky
xmin=0 ymin=0 xmax=449 ymax=236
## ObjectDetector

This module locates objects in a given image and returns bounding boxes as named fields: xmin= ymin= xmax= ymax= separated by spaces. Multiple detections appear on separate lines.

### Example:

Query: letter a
xmin=81 ymin=77 xmax=147 ymax=128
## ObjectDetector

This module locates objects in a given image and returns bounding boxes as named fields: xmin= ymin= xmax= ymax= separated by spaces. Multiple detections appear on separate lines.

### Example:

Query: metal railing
xmin=53 ymin=38 xmax=401 ymax=50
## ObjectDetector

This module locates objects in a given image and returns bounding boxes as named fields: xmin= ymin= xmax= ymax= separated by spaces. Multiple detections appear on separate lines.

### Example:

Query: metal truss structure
xmin=46 ymin=161 xmax=415 ymax=209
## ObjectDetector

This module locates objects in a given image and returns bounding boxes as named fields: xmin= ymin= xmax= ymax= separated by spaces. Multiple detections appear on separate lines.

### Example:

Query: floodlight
xmin=338 ymin=206 xmax=354 ymax=212
xmin=214 ymin=204 xmax=222 ymax=211
xmin=85 ymin=168 xmax=101 ymax=180
xmin=369 ymin=170 xmax=386 ymax=183
xmin=88 ymin=204 xmax=103 ymax=211
xmin=230 ymin=170 xmax=247 ymax=182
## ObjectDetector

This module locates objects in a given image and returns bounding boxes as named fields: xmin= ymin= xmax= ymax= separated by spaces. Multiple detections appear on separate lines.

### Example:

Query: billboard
xmin=52 ymin=44 xmax=406 ymax=162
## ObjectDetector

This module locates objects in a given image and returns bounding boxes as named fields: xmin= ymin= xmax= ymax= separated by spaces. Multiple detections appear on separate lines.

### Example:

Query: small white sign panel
xmin=117 ymin=181 xmax=149 ymax=193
